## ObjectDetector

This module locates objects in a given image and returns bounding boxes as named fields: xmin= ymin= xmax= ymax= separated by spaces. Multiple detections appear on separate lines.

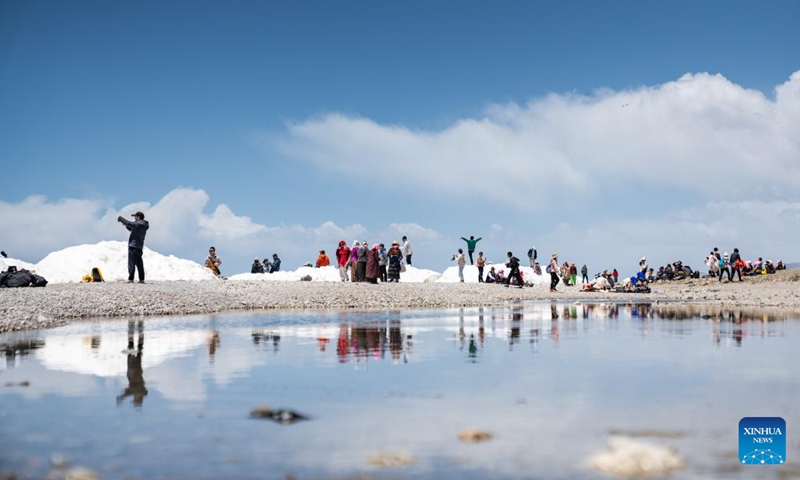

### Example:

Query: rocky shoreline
xmin=1 ymin=270 xmax=799 ymax=333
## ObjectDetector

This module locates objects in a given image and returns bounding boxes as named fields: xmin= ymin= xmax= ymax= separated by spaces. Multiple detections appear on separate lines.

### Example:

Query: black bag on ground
xmin=0 ymin=269 xmax=47 ymax=288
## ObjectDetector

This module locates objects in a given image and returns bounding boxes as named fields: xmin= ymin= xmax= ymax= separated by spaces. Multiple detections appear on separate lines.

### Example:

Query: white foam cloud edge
xmin=0 ymin=187 xmax=797 ymax=281
xmin=269 ymin=70 xmax=800 ymax=210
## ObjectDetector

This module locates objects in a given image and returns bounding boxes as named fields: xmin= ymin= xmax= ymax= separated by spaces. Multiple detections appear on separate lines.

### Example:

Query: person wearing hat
xmin=117 ymin=211 xmax=149 ymax=283
xmin=639 ymin=256 xmax=648 ymax=274
xmin=251 ymin=257 xmax=264 ymax=274
xmin=718 ymin=252 xmax=732 ymax=282
xmin=386 ymin=241 xmax=404 ymax=282
xmin=549 ymin=253 xmax=560 ymax=292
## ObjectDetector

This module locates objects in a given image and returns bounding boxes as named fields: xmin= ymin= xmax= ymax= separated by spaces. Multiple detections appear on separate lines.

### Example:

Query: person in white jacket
xmin=402 ymin=236 xmax=413 ymax=266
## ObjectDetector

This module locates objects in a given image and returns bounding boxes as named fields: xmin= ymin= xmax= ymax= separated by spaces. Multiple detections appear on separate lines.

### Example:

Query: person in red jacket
xmin=335 ymin=241 xmax=350 ymax=282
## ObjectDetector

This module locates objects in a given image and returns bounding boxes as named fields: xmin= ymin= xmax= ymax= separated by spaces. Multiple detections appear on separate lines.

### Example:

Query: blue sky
xmin=2 ymin=0 xmax=800 ymax=274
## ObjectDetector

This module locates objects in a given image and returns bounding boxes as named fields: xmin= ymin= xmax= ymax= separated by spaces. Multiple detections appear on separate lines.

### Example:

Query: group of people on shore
xmin=249 ymin=253 xmax=282 ymax=274
xmin=333 ymin=237 xmax=413 ymax=283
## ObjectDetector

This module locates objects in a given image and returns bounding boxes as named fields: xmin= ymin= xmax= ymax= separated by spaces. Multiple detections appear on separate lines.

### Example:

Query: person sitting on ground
xmin=647 ymin=268 xmax=655 ymax=283
xmin=495 ymin=269 xmax=506 ymax=284
xmin=206 ymin=247 xmax=222 ymax=276
xmin=269 ymin=254 xmax=281 ymax=273
xmin=485 ymin=266 xmax=497 ymax=283
xmin=777 ymin=260 xmax=786 ymax=271
xmin=251 ymin=257 xmax=264 ymax=274
xmin=316 ymin=250 xmax=331 ymax=268
xmin=766 ymin=260 xmax=776 ymax=274
xmin=591 ymin=274 xmax=611 ymax=291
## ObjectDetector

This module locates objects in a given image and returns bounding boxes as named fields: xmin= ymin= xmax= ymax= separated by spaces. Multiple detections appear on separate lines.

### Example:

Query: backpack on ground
xmin=81 ymin=267 xmax=105 ymax=283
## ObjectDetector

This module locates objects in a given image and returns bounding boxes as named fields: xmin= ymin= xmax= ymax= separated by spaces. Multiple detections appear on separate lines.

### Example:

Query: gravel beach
xmin=1 ymin=270 xmax=799 ymax=333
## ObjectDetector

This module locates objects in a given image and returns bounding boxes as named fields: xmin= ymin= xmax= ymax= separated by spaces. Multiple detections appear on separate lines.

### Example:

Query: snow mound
xmin=587 ymin=436 xmax=685 ymax=477
xmin=34 ymin=241 xmax=218 ymax=283
xmin=228 ymin=265 xmax=441 ymax=283
xmin=436 ymin=264 xmax=546 ymax=284
xmin=0 ymin=256 xmax=37 ymax=273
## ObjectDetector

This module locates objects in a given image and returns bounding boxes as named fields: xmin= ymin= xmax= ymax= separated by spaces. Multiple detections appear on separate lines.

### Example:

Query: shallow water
xmin=1 ymin=302 xmax=799 ymax=479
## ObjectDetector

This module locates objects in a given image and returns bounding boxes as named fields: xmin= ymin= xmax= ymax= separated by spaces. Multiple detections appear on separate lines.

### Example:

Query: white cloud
xmin=272 ymin=71 xmax=800 ymax=210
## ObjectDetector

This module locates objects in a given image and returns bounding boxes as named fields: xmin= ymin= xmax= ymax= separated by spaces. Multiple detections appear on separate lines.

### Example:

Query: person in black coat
xmin=118 ymin=211 xmax=149 ymax=283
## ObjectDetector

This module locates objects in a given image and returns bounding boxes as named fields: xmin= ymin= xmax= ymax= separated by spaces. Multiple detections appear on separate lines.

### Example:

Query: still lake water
xmin=1 ymin=302 xmax=799 ymax=480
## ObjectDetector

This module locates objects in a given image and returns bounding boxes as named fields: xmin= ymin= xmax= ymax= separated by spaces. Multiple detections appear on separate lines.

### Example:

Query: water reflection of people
xmin=117 ymin=319 xmax=148 ymax=407
xmin=207 ymin=330 xmax=220 ymax=363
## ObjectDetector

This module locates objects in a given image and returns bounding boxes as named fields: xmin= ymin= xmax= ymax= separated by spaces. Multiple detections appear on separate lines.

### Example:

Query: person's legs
xmin=550 ymin=272 xmax=559 ymax=291
xmin=380 ymin=265 xmax=387 ymax=282
xmin=582 ymin=273 xmax=589 ymax=284
xmin=128 ymin=247 xmax=136 ymax=282
xmin=406 ymin=254 xmax=412 ymax=266
xmin=458 ymin=264 xmax=464 ymax=282
xmin=468 ymin=251 xmax=474 ymax=265
xmin=339 ymin=265 xmax=347 ymax=282
xmin=478 ymin=266 xmax=484 ymax=282
xmin=132 ymin=248 xmax=145 ymax=282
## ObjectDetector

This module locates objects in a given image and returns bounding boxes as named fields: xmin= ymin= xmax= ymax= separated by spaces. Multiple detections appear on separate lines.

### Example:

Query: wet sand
xmin=1 ymin=269 xmax=798 ymax=333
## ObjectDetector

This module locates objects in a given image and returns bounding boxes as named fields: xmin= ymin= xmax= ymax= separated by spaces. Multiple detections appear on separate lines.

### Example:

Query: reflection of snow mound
xmin=587 ymin=436 xmax=685 ymax=477
xmin=35 ymin=241 xmax=217 ymax=283
xmin=741 ymin=449 xmax=784 ymax=464
xmin=36 ymin=330 xmax=209 ymax=377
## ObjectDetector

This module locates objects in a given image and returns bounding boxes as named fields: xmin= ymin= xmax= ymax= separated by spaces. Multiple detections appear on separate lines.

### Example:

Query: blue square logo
xmin=739 ymin=417 xmax=786 ymax=465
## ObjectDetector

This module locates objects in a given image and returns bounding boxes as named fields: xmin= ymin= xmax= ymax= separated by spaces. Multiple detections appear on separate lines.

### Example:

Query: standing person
xmin=349 ymin=240 xmax=360 ymax=282
xmin=581 ymin=264 xmax=589 ymax=284
xmin=357 ymin=241 xmax=368 ymax=282
xmin=549 ymin=253 xmax=560 ymax=292
xmin=570 ymin=263 xmax=577 ymax=286
xmin=117 ymin=212 xmax=150 ymax=283
xmin=476 ymin=252 xmax=486 ymax=283
xmin=205 ymin=247 xmax=222 ymax=276
xmin=730 ymin=248 xmax=743 ymax=282
xmin=639 ymin=257 xmax=648 ymax=274
xmin=378 ymin=243 xmax=388 ymax=283
xmin=453 ymin=248 xmax=466 ymax=282
xmin=387 ymin=241 xmax=403 ymax=282
xmin=336 ymin=241 xmax=350 ymax=282
xmin=460 ymin=236 xmax=482 ymax=265
xmin=612 ymin=268 xmax=618 ymax=284
xmin=402 ymin=236 xmax=413 ymax=266
xmin=117 ymin=211 xmax=149 ymax=284
xmin=269 ymin=254 xmax=281 ymax=273
xmin=527 ymin=246 xmax=537 ymax=268
xmin=366 ymin=244 xmax=380 ymax=284
xmin=505 ymin=252 xmax=522 ymax=287
xmin=718 ymin=252 xmax=732 ymax=282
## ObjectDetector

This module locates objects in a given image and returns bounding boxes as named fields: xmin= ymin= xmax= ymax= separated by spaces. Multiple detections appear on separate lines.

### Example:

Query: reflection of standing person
xmin=460 ymin=236 xmax=482 ymax=265
xmin=117 ymin=211 xmax=149 ymax=283
xmin=117 ymin=319 xmax=148 ymax=407
xmin=206 ymin=247 xmax=222 ymax=276
xmin=402 ymin=236 xmax=413 ymax=266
